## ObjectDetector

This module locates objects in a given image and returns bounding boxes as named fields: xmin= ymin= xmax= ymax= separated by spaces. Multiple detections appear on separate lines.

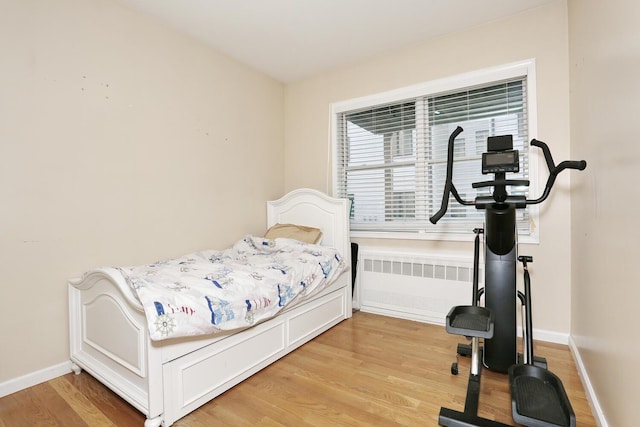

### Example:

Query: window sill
xmin=349 ymin=229 xmax=540 ymax=244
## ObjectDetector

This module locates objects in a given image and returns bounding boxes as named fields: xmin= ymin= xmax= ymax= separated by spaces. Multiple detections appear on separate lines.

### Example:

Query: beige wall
xmin=569 ymin=0 xmax=640 ymax=424
xmin=285 ymin=1 xmax=573 ymax=335
xmin=0 ymin=0 xmax=284 ymax=383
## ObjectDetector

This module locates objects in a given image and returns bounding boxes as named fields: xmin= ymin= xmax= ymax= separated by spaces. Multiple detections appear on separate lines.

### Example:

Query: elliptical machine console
xmin=482 ymin=135 xmax=519 ymax=174
xmin=431 ymin=126 xmax=586 ymax=427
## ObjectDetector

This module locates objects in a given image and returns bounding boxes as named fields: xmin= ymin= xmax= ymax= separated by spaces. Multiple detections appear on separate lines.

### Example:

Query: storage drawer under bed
xmin=161 ymin=288 xmax=347 ymax=425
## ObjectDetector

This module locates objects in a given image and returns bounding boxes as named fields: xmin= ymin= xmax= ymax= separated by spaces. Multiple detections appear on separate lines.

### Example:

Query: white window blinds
xmin=335 ymin=76 xmax=531 ymax=236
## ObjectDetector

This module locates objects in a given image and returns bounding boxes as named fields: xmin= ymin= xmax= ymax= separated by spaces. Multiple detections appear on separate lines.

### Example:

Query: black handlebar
xmin=527 ymin=139 xmax=587 ymax=204
xmin=472 ymin=179 xmax=530 ymax=189
xmin=531 ymin=139 xmax=587 ymax=173
xmin=429 ymin=130 xmax=588 ymax=223
xmin=429 ymin=126 xmax=464 ymax=224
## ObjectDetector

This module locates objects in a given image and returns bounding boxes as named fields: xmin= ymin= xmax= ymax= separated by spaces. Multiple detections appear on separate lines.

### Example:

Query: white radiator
xmin=355 ymin=248 xmax=481 ymax=325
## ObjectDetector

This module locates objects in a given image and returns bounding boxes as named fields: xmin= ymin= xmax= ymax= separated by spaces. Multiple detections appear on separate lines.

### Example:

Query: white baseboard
xmin=529 ymin=327 xmax=569 ymax=345
xmin=365 ymin=308 xmax=570 ymax=345
xmin=568 ymin=336 xmax=608 ymax=427
xmin=0 ymin=361 xmax=72 ymax=398
xmin=360 ymin=305 xmax=446 ymax=326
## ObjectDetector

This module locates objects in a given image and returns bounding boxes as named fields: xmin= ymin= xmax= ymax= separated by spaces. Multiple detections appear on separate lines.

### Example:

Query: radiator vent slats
xmin=357 ymin=250 xmax=480 ymax=325
xmin=362 ymin=258 xmax=479 ymax=283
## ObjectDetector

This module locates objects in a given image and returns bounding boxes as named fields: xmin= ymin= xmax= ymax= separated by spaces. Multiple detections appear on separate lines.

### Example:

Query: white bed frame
xmin=69 ymin=188 xmax=352 ymax=427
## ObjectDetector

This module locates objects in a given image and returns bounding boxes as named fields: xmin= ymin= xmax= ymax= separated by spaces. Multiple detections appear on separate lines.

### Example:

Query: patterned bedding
xmin=118 ymin=235 xmax=347 ymax=341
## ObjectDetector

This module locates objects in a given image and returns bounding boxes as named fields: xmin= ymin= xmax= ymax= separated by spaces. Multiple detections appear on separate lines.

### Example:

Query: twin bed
xmin=68 ymin=188 xmax=352 ymax=427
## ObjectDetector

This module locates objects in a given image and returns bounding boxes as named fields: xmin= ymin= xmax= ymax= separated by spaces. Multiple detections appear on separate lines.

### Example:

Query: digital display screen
xmin=485 ymin=151 xmax=517 ymax=166
xmin=482 ymin=149 xmax=519 ymax=173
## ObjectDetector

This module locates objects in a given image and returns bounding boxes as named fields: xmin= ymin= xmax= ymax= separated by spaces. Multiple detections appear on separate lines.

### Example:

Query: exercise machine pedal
xmin=507 ymin=256 xmax=576 ymax=427
xmin=445 ymin=305 xmax=492 ymax=378
xmin=446 ymin=305 xmax=494 ymax=339
xmin=509 ymin=364 xmax=575 ymax=426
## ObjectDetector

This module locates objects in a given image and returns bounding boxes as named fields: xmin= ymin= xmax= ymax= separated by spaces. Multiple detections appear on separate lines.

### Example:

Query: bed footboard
xmin=68 ymin=268 xmax=164 ymax=422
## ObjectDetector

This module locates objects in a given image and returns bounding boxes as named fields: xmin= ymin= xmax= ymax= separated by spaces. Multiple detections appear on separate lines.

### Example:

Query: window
xmin=332 ymin=61 xmax=537 ymax=240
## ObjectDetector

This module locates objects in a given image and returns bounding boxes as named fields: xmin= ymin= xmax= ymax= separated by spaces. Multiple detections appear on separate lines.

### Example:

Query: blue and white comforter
xmin=119 ymin=235 xmax=347 ymax=341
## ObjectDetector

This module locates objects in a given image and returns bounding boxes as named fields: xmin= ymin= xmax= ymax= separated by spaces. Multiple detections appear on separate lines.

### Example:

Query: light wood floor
xmin=0 ymin=312 xmax=596 ymax=426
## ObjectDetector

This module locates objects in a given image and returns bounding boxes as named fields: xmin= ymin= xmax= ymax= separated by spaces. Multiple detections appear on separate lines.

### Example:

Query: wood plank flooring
xmin=0 ymin=312 xmax=596 ymax=426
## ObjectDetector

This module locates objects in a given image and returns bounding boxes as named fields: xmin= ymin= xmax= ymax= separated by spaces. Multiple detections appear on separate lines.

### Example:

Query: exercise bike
xmin=430 ymin=126 xmax=586 ymax=427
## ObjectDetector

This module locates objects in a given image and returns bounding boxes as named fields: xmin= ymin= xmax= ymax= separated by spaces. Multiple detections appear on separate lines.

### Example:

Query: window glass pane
xmin=347 ymin=102 xmax=415 ymax=134
xmin=347 ymin=121 xmax=384 ymax=167
xmin=388 ymin=165 xmax=416 ymax=220
xmin=347 ymin=168 xmax=385 ymax=222
xmin=343 ymin=101 xmax=418 ymax=227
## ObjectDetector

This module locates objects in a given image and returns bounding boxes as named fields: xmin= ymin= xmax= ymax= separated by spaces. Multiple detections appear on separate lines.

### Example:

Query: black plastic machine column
xmin=483 ymin=203 xmax=517 ymax=372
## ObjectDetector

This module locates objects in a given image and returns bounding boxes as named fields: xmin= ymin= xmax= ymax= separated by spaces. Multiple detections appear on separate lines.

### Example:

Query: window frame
xmin=330 ymin=59 xmax=539 ymax=243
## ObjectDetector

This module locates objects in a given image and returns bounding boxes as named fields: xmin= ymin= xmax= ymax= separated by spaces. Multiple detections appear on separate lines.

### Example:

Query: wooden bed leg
xmin=70 ymin=362 xmax=82 ymax=375
xmin=144 ymin=416 xmax=163 ymax=427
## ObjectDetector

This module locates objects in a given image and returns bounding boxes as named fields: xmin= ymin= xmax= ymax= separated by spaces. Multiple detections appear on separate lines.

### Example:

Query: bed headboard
xmin=267 ymin=188 xmax=350 ymax=265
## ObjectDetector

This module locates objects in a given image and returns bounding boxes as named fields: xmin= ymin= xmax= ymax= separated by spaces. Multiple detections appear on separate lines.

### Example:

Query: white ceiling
xmin=114 ymin=0 xmax=555 ymax=83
